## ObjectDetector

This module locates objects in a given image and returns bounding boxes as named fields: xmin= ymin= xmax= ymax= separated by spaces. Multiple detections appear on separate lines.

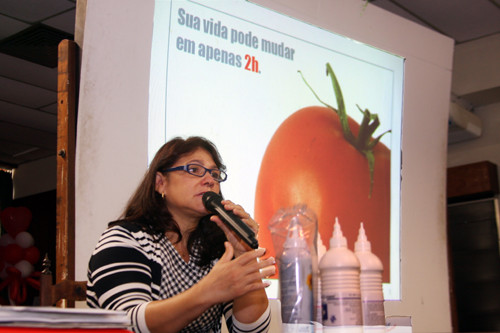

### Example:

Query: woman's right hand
xmin=199 ymin=242 xmax=275 ymax=304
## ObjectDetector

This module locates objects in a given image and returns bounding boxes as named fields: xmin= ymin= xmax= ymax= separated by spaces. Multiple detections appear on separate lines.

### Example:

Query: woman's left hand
xmin=209 ymin=200 xmax=259 ymax=257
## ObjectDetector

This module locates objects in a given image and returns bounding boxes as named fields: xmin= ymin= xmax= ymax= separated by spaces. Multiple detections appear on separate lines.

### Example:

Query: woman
xmin=87 ymin=136 xmax=275 ymax=333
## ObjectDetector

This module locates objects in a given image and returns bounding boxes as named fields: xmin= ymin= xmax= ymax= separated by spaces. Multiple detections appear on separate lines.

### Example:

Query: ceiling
xmin=0 ymin=0 xmax=499 ymax=170
xmin=0 ymin=0 xmax=76 ymax=170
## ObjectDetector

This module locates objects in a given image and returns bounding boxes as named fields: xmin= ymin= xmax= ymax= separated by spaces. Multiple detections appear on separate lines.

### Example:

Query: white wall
xmin=75 ymin=0 xmax=454 ymax=332
xmin=451 ymin=33 xmax=500 ymax=100
xmin=448 ymin=102 xmax=500 ymax=168
xmin=75 ymin=0 xmax=153 ymax=273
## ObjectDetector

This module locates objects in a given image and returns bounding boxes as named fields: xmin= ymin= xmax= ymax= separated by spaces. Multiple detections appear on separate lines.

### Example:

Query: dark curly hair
xmin=109 ymin=136 xmax=227 ymax=266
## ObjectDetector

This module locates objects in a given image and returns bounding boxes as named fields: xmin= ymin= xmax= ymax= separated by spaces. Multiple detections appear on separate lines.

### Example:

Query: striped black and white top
xmin=87 ymin=221 xmax=271 ymax=333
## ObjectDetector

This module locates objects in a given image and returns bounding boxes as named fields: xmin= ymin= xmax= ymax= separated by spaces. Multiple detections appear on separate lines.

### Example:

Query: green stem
xmin=298 ymin=63 xmax=390 ymax=197
xmin=362 ymin=0 xmax=372 ymax=11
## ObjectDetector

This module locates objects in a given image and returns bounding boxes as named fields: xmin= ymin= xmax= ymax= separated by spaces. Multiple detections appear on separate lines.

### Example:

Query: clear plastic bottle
xmin=279 ymin=216 xmax=314 ymax=332
xmin=354 ymin=223 xmax=386 ymax=327
xmin=319 ymin=218 xmax=362 ymax=329
xmin=315 ymin=235 xmax=327 ymax=325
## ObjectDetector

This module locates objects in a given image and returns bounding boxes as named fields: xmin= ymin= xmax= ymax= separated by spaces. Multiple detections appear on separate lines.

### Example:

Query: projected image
xmin=149 ymin=0 xmax=403 ymax=299
xmin=255 ymin=63 xmax=391 ymax=283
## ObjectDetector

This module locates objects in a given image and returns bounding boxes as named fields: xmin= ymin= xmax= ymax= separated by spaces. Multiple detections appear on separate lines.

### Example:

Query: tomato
xmin=254 ymin=105 xmax=391 ymax=282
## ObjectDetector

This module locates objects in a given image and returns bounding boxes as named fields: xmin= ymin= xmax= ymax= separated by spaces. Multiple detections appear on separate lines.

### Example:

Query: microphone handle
xmin=212 ymin=205 xmax=259 ymax=249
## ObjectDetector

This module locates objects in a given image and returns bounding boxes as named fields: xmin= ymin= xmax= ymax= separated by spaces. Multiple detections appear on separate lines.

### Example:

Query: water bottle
xmin=280 ymin=216 xmax=314 ymax=332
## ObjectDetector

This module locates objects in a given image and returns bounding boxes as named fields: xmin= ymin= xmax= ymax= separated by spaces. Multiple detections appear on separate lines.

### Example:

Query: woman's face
xmin=157 ymin=147 xmax=221 ymax=222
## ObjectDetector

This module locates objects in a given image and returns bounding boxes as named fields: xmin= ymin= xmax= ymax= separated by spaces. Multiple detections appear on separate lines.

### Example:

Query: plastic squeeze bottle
xmin=354 ymin=222 xmax=386 ymax=326
xmin=279 ymin=216 xmax=314 ymax=332
xmin=319 ymin=218 xmax=362 ymax=328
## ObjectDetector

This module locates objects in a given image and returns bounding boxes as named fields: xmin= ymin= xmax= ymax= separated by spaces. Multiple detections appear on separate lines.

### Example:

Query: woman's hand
xmin=209 ymin=200 xmax=260 ymax=256
xmin=199 ymin=242 xmax=275 ymax=304
xmin=145 ymin=242 xmax=274 ymax=333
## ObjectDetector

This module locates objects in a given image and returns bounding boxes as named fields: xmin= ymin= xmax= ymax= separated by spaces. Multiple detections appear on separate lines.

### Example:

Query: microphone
xmin=202 ymin=191 xmax=259 ymax=249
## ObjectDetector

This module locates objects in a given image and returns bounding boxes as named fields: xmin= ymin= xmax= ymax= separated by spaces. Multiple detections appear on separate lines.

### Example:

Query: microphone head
xmin=202 ymin=191 xmax=221 ymax=211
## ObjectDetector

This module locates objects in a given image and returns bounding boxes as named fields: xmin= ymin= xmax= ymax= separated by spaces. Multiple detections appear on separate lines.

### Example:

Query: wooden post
xmin=56 ymin=39 xmax=78 ymax=307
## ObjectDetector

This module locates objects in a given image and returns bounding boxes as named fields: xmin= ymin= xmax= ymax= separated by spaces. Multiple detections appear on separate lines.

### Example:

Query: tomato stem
xmin=298 ymin=63 xmax=390 ymax=197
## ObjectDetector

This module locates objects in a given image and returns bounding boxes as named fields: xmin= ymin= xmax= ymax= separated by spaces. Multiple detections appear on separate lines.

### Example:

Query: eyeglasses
xmin=164 ymin=164 xmax=227 ymax=182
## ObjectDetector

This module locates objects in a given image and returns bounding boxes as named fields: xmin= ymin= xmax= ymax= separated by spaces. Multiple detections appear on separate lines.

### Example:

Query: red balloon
xmin=0 ymin=207 xmax=32 ymax=237
xmin=23 ymin=246 xmax=40 ymax=265
xmin=3 ymin=243 xmax=23 ymax=264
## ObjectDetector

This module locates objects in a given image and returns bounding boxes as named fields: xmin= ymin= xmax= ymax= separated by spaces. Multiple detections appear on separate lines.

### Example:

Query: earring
xmin=161 ymin=193 xmax=165 ymax=199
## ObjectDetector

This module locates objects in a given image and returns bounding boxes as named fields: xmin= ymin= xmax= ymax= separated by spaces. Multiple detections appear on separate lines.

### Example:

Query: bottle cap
xmin=329 ymin=217 xmax=347 ymax=248
xmin=355 ymin=222 xmax=371 ymax=252
xmin=283 ymin=216 xmax=307 ymax=249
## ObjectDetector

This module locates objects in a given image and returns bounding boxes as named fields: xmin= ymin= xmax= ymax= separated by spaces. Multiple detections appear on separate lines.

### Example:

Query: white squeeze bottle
xmin=354 ymin=223 xmax=386 ymax=327
xmin=319 ymin=218 xmax=362 ymax=330
xmin=279 ymin=216 xmax=314 ymax=332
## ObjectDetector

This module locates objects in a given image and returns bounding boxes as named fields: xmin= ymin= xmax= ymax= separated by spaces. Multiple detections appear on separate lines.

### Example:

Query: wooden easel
xmin=54 ymin=39 xmax=78 ymax=307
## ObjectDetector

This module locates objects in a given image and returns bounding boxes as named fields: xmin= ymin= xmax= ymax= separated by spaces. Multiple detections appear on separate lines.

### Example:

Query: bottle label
xmin=280 ymin=257 xmax=313 ymax=324
xmin=282 ymin=323 xmax=315 ymax=333
xmin=361 ymin=300 xmax=385 ymax=325
xmin=321 ymin=293 xmax=362 ymax=326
